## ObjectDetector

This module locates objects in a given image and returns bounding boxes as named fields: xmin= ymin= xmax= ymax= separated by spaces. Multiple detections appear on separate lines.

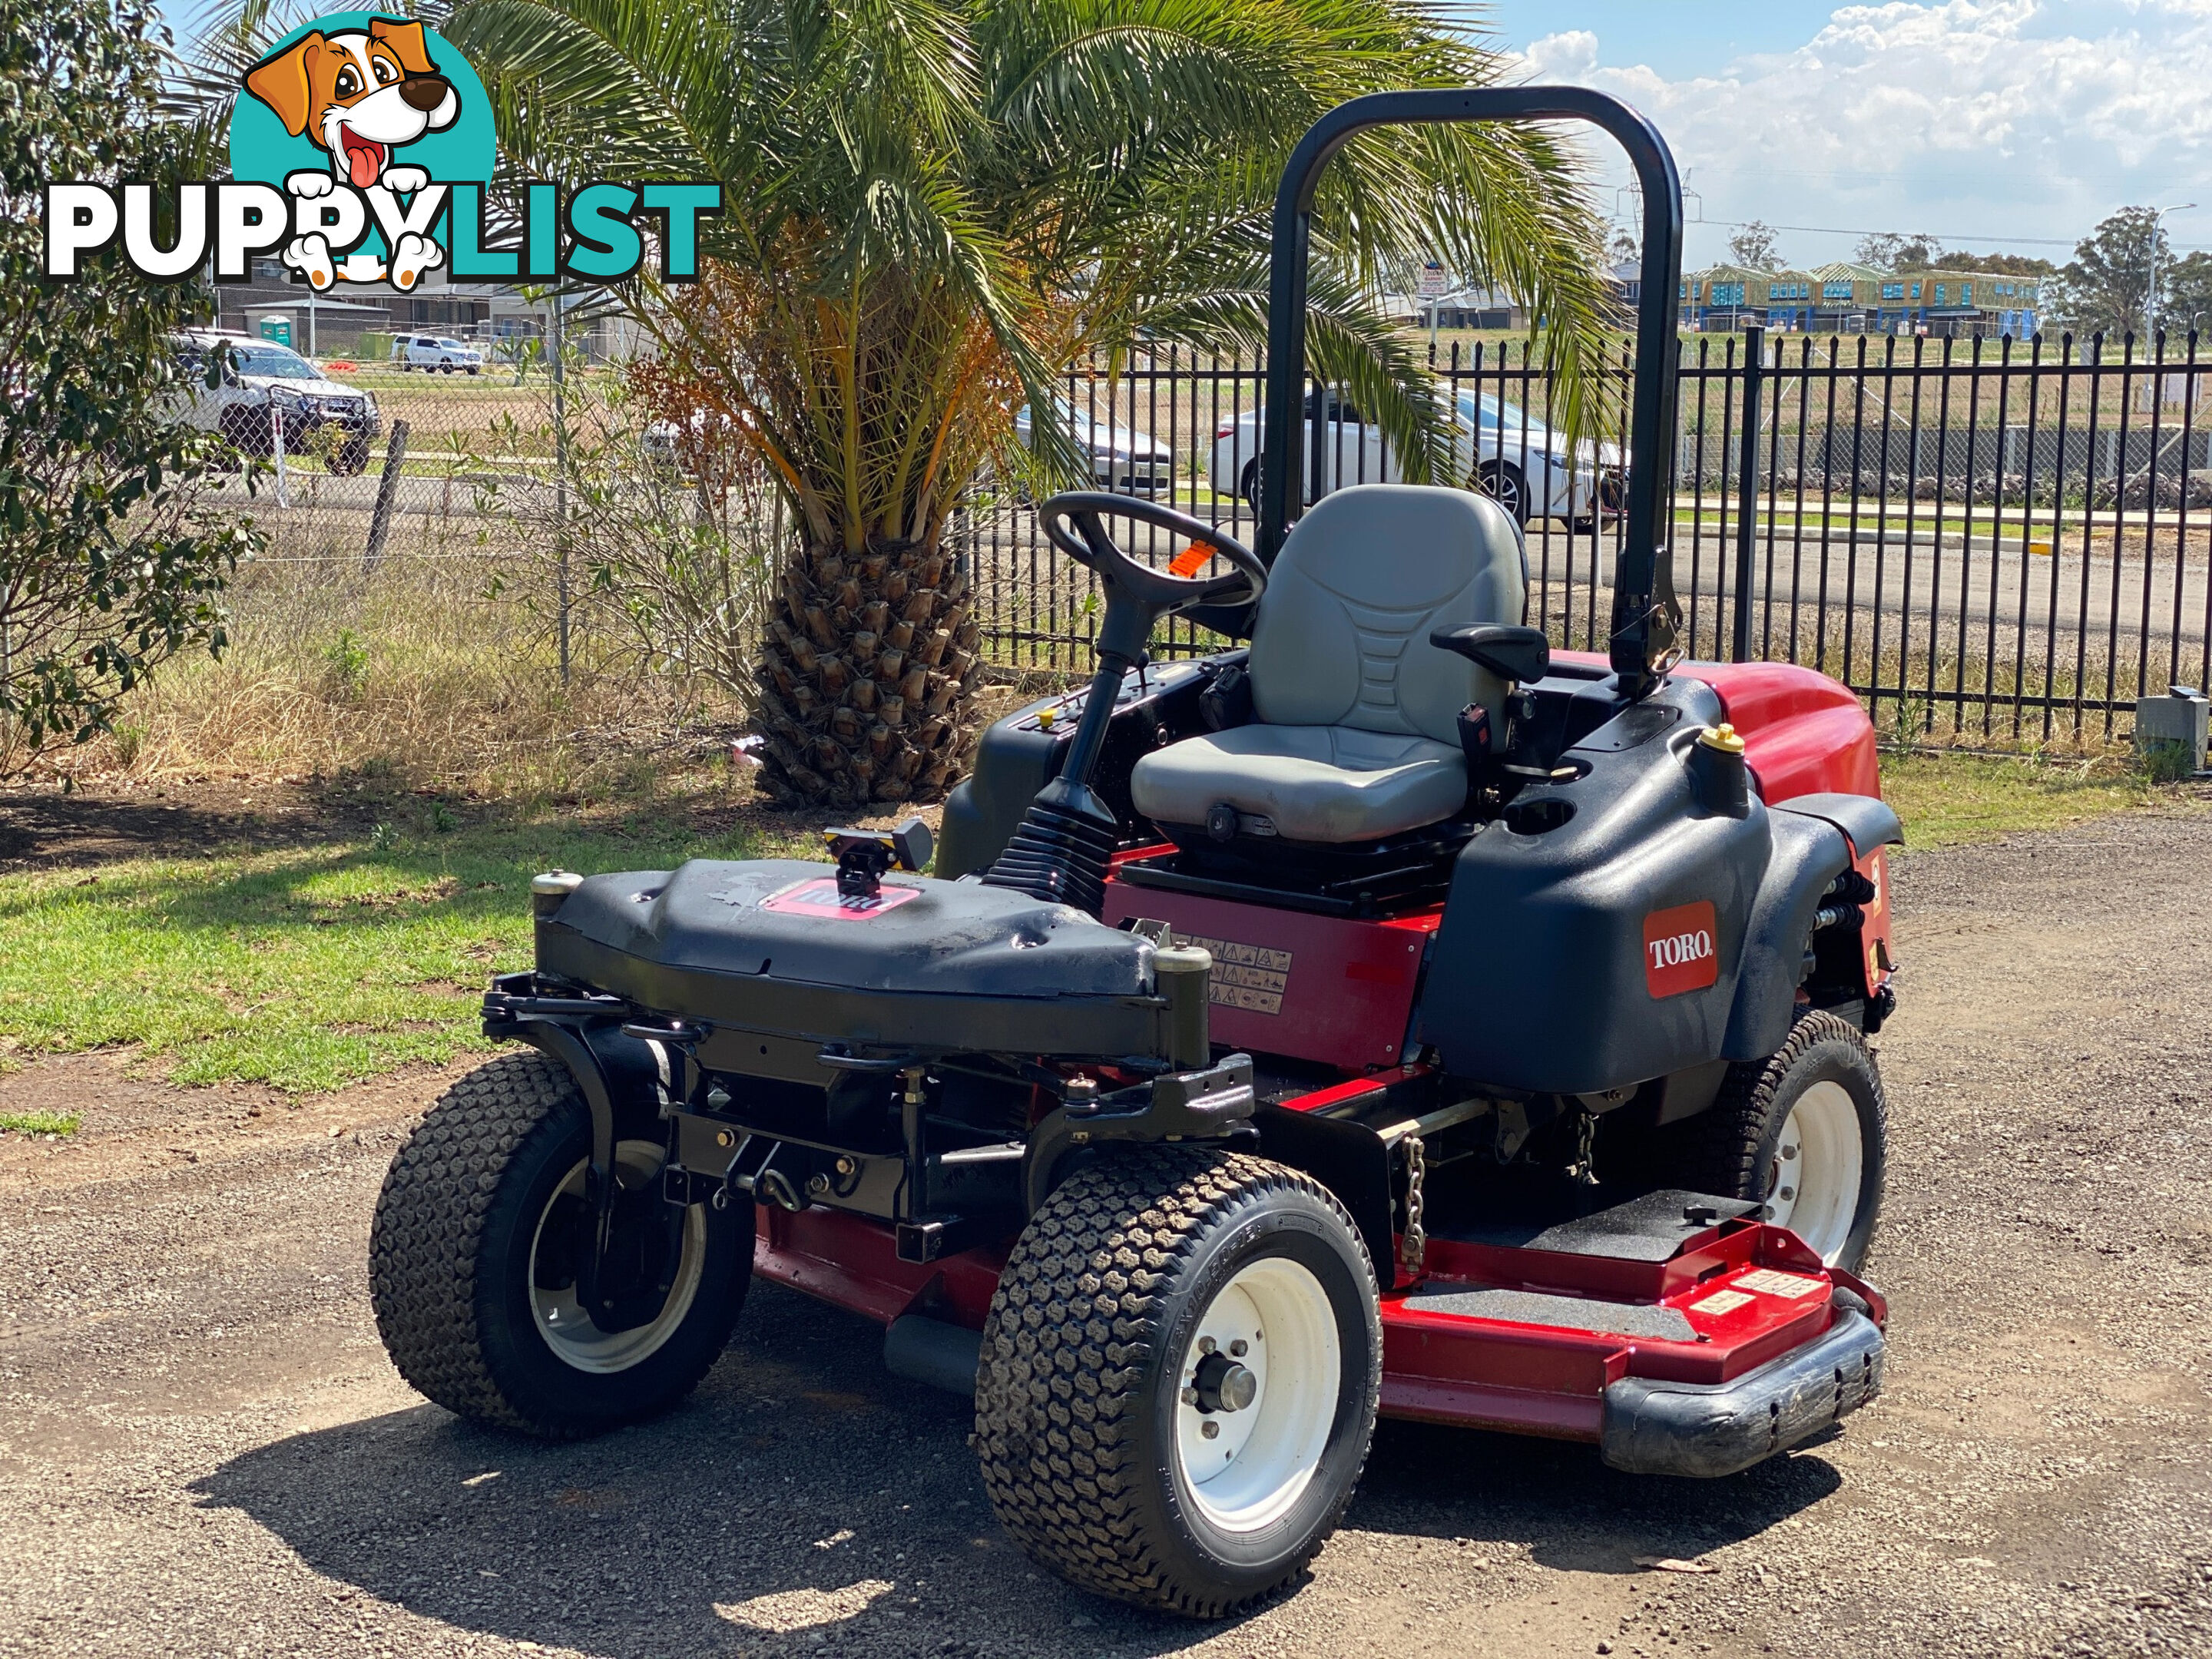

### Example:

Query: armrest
xmin=1429 ymin=623 xmax=1551 ymax=684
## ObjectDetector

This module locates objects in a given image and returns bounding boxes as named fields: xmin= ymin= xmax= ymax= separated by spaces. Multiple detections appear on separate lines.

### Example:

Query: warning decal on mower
xmin=1690 ymin=1288 xmax=1755 ymax=1317
xmin=1641 ymin=901 xmax=1719 ymax=998
xmin=759 ymin=878 xmax=925 ymax=919
xmin=1175 ymin=932 xmax=1291 ymax=1015
xmin=1734 ymin=1268 xmax=1827 ymax=1300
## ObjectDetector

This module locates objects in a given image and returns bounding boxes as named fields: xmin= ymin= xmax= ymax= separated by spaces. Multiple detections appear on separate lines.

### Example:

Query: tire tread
xmin=367 ymin=1048 xmax=744 ymax=1440
xmin=1668 ymin=1008 xmax=1887 ymax=1266
xmin=973 ymin=1147 xmax=1377 ymax=1617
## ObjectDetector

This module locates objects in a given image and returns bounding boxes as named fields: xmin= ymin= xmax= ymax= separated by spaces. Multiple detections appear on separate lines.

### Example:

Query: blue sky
xmin=1486 ymin=1 xmax=2212 ymax=270
xmin=1488 ymin=3 xmax=1827 ymax=80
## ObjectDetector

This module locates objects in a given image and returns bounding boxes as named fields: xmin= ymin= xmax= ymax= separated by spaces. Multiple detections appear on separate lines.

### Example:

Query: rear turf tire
xmin=369 ymin=1049 xmax=749 ymax=1439
xmin=1664 ymin=1009 xmax=1887 ymax=1273
xmin=974 ymin=1148 xmax=1380 ymax=1617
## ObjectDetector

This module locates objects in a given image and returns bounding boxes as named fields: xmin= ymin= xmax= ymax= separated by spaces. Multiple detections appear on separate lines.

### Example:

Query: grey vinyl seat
xmin=1130 ymin=484 xmax=1527 ymax=845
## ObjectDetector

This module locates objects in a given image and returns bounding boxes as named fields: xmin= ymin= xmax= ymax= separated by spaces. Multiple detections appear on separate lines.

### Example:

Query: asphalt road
xmin=5 ymin=806 xmax=2212 ymax=1658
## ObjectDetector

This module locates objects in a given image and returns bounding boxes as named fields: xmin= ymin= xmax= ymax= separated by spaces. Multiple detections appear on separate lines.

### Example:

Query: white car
xmin=166 ymin=329 xmax=380 ymax=474
xmin=1208 ymin=388 xmax=1621 ymax=528
xmin=1014 ymin=396 xmax=1174 ymax=495
xmin=393 ymin=333 xmax=484 ymax=374
xmin=642 ymin=406 xmax=744 ymax=474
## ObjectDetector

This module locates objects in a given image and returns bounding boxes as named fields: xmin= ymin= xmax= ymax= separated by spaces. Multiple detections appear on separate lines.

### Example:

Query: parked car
xmin=1014 ymin=396 xmax=1174 ymax=495
xmin=1208 ymin=387 xmax=1621 ymax=528
xmin=642 ymin=406 xmax=745 ymax=475
xmin=392 ymin=333 xmax=485 ymax=374
xmin=166 ymin=330 xmax=381 ymax=475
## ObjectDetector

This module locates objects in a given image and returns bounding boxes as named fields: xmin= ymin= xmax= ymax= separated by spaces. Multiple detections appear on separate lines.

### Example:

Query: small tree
xmin=1727 ymin=221 xmax=1784 ymax=270
xmin=1940 ymin=250 xmax=2055 ymax=279
xmin=2161 ymin=251 xmax=2212 ymax=339
xmin=1854 ymin=231 xmax=1944 ymax=271
xmin=2053 ymin=207 xmax=2169 ymax=339
xmin=0 ymin=1 xmax=253 ymax=771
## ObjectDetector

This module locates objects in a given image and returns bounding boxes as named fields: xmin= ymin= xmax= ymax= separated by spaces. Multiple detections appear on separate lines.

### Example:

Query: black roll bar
xmin=1258 ymin=87 xmax=1685 ymax=695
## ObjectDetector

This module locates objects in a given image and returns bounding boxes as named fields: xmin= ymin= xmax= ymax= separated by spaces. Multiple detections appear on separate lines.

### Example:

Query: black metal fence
xmin=957 ymin=329 xmax=2212 ymax=745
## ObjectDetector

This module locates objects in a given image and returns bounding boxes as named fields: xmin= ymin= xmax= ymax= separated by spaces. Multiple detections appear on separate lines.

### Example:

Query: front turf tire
xmin=369 ymin=1050 xmax=750 ymax=1439
xmin=1664 ymin=1009 xmax=1888 ymax=1273
xmin=974 ymin=1149 xmax=1381 ymax=1618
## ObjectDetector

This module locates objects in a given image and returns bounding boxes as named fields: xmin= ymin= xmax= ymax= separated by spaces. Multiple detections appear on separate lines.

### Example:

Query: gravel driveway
xmin=4 ymin=807 xmax=2211 ymax=1659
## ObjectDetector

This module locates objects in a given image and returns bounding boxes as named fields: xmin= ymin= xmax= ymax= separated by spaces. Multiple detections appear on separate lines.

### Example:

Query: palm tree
xmin=453 ymin=0 xmax=1614 ymax=803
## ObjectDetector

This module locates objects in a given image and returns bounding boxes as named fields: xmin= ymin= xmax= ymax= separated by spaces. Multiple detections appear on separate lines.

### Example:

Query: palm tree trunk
xmin=755 ymin=530 xmax=983 ymax=805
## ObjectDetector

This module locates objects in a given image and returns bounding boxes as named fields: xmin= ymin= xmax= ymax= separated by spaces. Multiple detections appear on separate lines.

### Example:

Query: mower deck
xmin=757 ymin=1177 xmax=1882 ymax=1479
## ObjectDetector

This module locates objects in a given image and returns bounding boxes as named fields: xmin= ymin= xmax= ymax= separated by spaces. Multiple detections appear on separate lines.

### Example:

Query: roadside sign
xmin=1417 ymin=263 xmax=1449 ymax=301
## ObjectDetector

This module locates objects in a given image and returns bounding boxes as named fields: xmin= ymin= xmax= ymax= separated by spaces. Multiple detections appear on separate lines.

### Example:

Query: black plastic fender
xmin=1720 ymin=810 xmax=1853 ymax=1062
xmin=1774 ymin=792 xmax=1904 ymax=858
xmin=1416 ymin=678 xmax=1771 ymax=1095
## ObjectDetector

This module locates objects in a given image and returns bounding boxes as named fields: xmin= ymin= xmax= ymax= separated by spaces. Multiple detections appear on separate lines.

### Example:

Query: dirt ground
xmin=5 ymin=807 xmax=2212 ymax=1659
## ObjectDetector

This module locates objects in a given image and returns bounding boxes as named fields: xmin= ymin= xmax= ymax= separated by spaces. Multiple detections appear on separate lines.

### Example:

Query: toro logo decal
xmin=1643 ymin=901 xmax=1719 ymax=998
xmin=42 ymin=12 xmax=718 ymax=292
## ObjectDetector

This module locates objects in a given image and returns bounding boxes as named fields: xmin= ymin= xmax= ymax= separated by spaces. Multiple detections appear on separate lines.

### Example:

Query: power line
xmin=1651 ymin=209 xmax=2208 ymax=256
xmin=1697 ymin=217 xmax=2173 ymax=250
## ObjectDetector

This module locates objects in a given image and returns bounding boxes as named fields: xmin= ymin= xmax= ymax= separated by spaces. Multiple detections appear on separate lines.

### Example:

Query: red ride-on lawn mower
xmin=369 ymin=89 xmax=1900 ymax=1617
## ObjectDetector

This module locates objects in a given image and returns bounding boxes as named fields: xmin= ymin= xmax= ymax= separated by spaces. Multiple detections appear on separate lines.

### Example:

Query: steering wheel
xmin=1038 ymin=492 xmax=1269 ymax=624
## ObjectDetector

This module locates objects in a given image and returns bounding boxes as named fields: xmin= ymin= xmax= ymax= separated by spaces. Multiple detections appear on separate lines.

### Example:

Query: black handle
xmin=1430 ymin=622 xmax=1551 ymax=684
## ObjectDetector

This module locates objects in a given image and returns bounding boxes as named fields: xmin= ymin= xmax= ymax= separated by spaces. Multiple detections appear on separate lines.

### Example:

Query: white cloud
xmin=1518 ymin=1 xmax=2212 ymax=263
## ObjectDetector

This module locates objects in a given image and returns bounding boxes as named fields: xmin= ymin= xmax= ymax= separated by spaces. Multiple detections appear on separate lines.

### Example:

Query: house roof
xmin=240 ymin=298 xmax=395 ymax=317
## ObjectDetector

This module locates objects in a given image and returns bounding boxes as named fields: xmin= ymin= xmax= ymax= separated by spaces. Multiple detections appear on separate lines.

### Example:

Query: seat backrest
xmin=1247 ymin=484 xmax=1528 ymax=743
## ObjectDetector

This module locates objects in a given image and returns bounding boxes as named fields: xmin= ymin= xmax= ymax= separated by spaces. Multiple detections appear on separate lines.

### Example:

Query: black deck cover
xmin=536 ymin=859 xmax=1168 ymax=1058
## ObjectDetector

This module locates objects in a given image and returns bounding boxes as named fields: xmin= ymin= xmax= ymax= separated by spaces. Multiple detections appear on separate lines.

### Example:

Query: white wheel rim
xmin=1172 ymin=1257 xmax=1340 ymax=1535
xmin=1763 ymin=1081 xmax=1863 ymax=1264
xmin=529 ymin=1141 xmax=706 ymax=1373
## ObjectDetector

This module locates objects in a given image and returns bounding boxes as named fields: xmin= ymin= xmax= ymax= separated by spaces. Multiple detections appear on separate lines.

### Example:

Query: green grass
xmin=1879 ymin=749 xmax=2178 ymax=850
xmin=0 ymin=812 xmax=783 ymax=1094
xmin=0 ymin=753 xmax=2187 ymax=1097
xmin=0 ymin=1110 xmax=80 ymax=1135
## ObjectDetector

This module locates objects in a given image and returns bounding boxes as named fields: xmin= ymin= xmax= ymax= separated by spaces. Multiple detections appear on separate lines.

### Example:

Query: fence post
xmin=551 ymin=295 xmax=572 ymax=687
xmin=363 ymin=418 xmax=409 ymax=569
xmin=1731 ymin=325 xmax=1765 ymax=662
xmin=270 ymin=403 xmax=290 ymax=512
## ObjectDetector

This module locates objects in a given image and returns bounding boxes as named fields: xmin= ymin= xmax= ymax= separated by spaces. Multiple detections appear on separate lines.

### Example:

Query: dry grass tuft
xmin=70 ymin=509 xmax=744 ymax=803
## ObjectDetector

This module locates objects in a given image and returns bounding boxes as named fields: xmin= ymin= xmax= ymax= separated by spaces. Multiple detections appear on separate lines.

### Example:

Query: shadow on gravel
xmin=1348 ymin=1418 xmax=1843 ymax=1574
xmin=194 ymin=1280 xmax=1843 ymax=1657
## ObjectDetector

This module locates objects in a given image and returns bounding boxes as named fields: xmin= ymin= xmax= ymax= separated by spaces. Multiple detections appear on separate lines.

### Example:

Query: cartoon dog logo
xmin=242 ymin=17 xmax=458 ymax=290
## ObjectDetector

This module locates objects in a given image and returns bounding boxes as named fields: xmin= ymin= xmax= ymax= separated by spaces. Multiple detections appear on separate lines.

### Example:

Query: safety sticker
xmin=759 ymin=878 xmax=924 ymax=920
xmin=1734 ymin=1268 xmax=1827 ymax=1300
xmin=1689 ymin=1289 xmax=1754 ymax=1317
xmin=1175 ymin=933 xmax=1291 ymax=1015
